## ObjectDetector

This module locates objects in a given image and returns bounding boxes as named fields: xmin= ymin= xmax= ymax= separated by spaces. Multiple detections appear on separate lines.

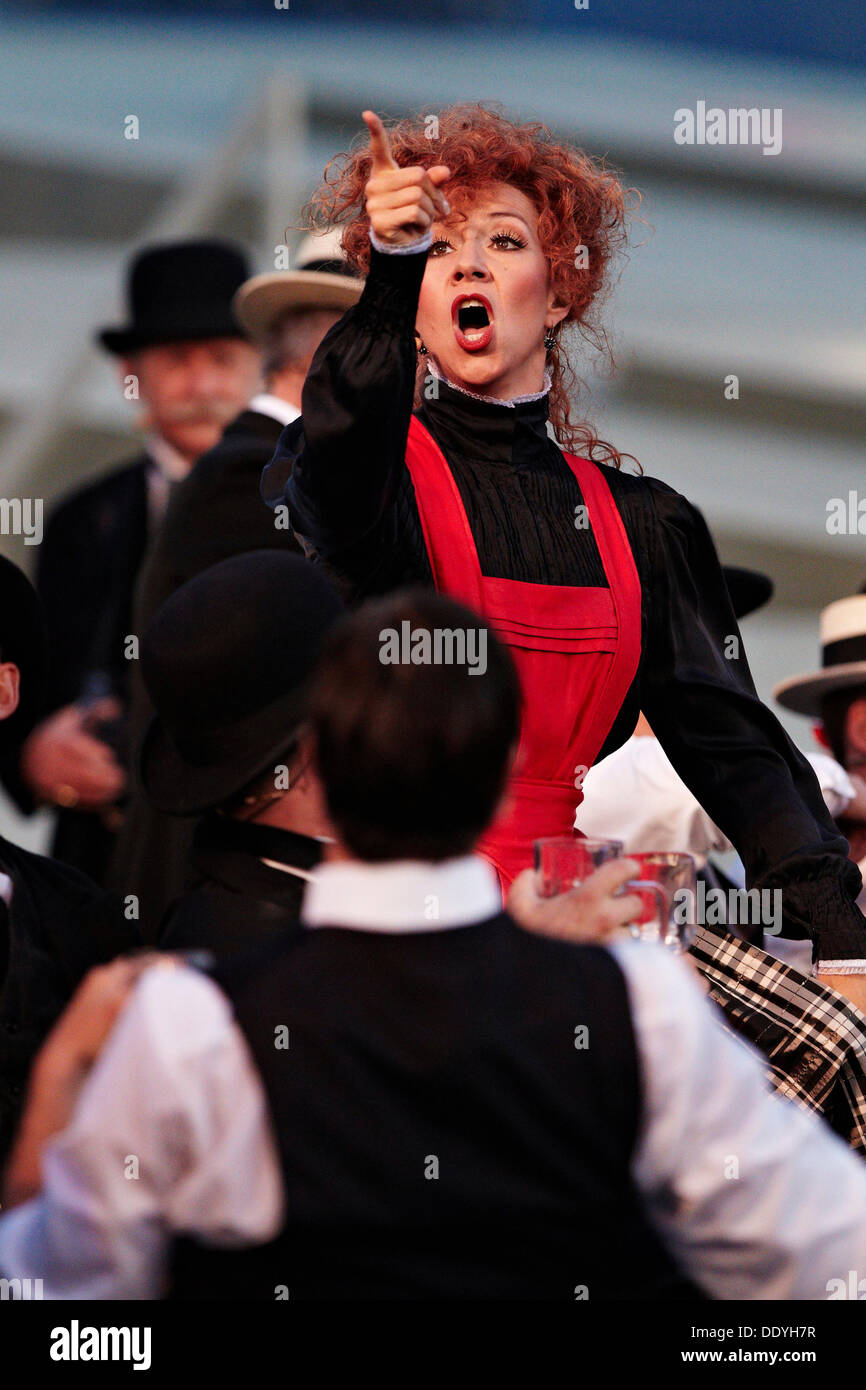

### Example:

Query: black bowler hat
xmin=0 ymin=555 xmax=47 ymax=750
xmin=722 ymin=566 xmax=774 ymax=621
xmin=140 ymin=552 xmax=345 ymax=815
xmin=98 ymin=239 xmax=252 ymax=356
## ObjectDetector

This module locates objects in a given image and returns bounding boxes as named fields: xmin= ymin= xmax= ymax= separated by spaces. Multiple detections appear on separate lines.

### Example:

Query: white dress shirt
xmin=247 ymin=393 xmax=301 ymax=429
xmin=577 ymin=738 xmax=855 ymax=867
xmin=576 ymin=736 xmax=734 ymax=867
xmin=3 ymin=853 xmax=866 ymax=1300
xmin=144 ymin=432 xmax=191 ymax=531
xmin=578 ymin=738 xmax=865 ymax=973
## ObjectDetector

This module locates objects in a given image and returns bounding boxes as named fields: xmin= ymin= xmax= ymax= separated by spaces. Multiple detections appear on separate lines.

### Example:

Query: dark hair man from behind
xmin=310 ymin=589 xmax=521 ymax=863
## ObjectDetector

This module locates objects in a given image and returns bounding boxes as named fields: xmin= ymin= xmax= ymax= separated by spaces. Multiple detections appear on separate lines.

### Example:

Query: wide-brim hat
xmin=723 ymin=565 xmax=774 ymax=620
xmin=774 ymin=594 xmax=866 ymax=716
xmin=140 ymin=551 xmax=344 ymax=815
xmin=233 ymin=228 xmax=363 ymax=343
xmin=0 ymin=555 xmax=47 ymax=749
xmin=99 ymin=239 xmax=252 ymax=356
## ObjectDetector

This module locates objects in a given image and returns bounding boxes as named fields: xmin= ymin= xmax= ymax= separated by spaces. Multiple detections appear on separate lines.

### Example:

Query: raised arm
xmin=261 ymin=113 xmax=450 ymax=566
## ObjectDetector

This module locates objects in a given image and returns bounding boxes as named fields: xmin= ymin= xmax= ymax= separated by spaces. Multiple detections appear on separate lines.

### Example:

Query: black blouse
xmin=261 ymin=246 xmax=866 ymax=965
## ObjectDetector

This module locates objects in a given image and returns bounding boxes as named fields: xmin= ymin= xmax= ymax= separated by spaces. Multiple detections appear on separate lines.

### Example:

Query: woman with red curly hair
xmin=262 ymin=104 xmax=866 ymax=980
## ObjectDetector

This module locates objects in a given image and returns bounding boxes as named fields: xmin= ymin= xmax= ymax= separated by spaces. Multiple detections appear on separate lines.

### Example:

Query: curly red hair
xmin=306 ymin=103 xmax=639 ymax=467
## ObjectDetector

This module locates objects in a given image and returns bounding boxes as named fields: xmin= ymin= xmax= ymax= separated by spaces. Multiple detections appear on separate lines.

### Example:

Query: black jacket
xmin=133 ymin=409 xmax=296 ymax=636
xmin=261 ymin=245 xmax=866 ymax=964
xmin=158 ymin=814 xmax=322 ymax=961
xmin=38 ymin=456 xmax=150 ymax=715
xmin=1 ymin=456 xmax=150 ymax=884
xmin=108 ymin=410 xmax=302 ymax=941
xmin=0 ymin=834 xmax=140 ymax=1167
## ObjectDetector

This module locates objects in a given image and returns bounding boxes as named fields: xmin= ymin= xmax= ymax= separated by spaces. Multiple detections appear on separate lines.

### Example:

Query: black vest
xmin=170 ymin=914 xmax=702 ymax=1300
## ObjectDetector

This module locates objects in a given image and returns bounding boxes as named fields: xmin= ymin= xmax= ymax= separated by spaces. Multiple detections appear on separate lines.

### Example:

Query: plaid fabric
xmin=689 ymin=924 xmax=866 ymax=1156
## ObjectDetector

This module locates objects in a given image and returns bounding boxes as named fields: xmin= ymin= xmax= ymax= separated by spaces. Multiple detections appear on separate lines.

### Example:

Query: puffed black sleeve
xmin=261 ymin=245 xmax=428 ymax=589
xmin=639 ymin=478 xmax=866 ymax=968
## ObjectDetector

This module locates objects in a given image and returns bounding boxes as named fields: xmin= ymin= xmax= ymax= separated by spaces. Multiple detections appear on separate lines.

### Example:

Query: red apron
xmin=404 ymin=415 xmax=642 ymax=889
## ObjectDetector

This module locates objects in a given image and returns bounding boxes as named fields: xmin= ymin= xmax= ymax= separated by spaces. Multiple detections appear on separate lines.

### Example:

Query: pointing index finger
xmin=363 ymin=110 xmax=397 ymax=172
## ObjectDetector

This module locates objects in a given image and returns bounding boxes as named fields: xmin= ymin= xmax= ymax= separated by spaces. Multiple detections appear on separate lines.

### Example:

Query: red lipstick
xmin=451 ymin=293 xmax=494 ymax=352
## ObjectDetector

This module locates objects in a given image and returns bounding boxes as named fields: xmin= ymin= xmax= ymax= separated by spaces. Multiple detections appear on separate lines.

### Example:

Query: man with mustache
xmin=6 ymin=241 xmax=261 ymax=883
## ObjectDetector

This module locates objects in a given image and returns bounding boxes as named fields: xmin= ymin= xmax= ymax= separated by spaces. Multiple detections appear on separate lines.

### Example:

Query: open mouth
xmin=452 ymin=294 xmax=494 ymax=351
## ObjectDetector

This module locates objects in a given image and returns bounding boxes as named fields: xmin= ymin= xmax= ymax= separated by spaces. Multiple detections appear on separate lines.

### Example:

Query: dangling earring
xmin=416 ymin=338 xmax=428 ymax=356
xmin=543 ymin=330 xmax=556 ymax=351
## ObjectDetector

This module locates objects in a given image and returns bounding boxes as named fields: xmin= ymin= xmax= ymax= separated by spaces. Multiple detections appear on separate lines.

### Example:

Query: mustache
xmin=140 ymin=399 xmax=240 ymax=427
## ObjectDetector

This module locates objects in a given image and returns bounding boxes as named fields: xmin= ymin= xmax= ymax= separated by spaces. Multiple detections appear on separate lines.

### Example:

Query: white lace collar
xmin=425 ymin=355 xmax=552 ymax=409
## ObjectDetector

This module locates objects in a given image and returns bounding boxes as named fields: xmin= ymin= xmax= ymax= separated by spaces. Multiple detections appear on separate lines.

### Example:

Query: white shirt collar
xmin=301 ymin=854 xmax=501 ymax=932
xmin=249 ymin=393 xmax=301 ymax=428
xmin=144 ymin=432 xmax=191 ymax=484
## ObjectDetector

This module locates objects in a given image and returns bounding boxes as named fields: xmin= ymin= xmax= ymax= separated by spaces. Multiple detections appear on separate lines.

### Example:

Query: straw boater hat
xmin=233 ymin=229 xmax=363 ymax=343
xmin=774 ymin=595 xmax=866 ymax=716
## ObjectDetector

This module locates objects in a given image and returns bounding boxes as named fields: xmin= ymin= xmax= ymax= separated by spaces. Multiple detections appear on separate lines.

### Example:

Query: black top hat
xmin=98 ymin=239 xmax=252 ymax=356
xmin=722 ymin=566 xmax=774 ymax=621
xmin=0 ymin=555 xmax=47 ymax=751
xmin=140 ymin=552 xmax=345 ymax=816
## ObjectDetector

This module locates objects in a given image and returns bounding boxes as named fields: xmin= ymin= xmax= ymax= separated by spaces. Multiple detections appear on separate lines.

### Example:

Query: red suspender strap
xmin=563 ymin=451 xmax=642 ymax=766
xmin=404 ymin=415 xmax=484 ymax=607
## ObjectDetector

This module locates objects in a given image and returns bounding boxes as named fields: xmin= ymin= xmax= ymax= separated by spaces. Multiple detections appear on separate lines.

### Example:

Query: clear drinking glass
xmin=534 ymin=836 xmax=623 ymax=898
xmin=625 ymin=852 xmax=698 ymax=953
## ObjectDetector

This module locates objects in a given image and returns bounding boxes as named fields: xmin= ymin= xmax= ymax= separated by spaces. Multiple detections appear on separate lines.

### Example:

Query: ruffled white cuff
xmin=369 ymin=227 xmax=432 ymax=256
